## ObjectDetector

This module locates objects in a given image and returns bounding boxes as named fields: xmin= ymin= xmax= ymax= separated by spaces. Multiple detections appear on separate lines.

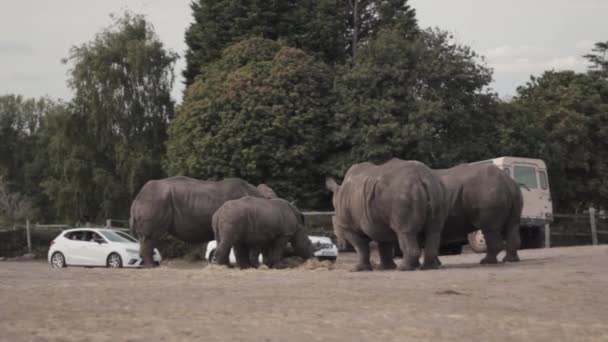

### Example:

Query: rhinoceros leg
xmin=249 ymin=247 xmax=261 ymax=268
xmin=234 ymin=244 xmax=253 ymax=269
xmin=396 ymin=232 xmax=421 ymax=271
xmin=377 ymin=241 xmax=397 ymax=270
xmin=140 ymin=237 xmax=158 ymax=268
xmin=342 ymin=231 xmax=372 ymax=271
xmin=503 ymin=219 xmax=521 ymax=263
xmin=265 ymin=237 xmax=289 ymax=269
xmin=480 ymin=229 xmax=502 ymax=264
xmin=421 ymin=232 xmax=442 ymax=270
xmin=215 ymin=237 xmax=234 ymax=267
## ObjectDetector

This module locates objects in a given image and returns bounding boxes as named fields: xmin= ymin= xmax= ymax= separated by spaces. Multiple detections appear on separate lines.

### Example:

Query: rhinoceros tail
xmin=129 ymin=215 xmax=136 ymax=236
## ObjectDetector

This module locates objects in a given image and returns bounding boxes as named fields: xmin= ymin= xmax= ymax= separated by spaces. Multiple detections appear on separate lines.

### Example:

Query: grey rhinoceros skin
xmin=212 ymin=196 xmax=313 ymax=269
xmin=326 ymin=158 xmax=448 ymax=271
xmin=129 ymin=176 xmax=266 ymax=267
xmin=256 ymin=184 xmax=279 ymax=199
xmin=435 ymin=163 xmax=524 ymax=264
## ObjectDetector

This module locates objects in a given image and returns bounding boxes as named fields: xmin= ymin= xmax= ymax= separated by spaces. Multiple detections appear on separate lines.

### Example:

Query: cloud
xmin=543 ymin=56 xmax=586 ymax=70
xmin=0 ymin=41 xmax=34 ymax=55
xmin=483 ymin=45 xmax=545 ymax=60
xmin=484 ymin=43 xmax=588 ymax=75
xmin=575 ymin=39 xmax=595 ymax=51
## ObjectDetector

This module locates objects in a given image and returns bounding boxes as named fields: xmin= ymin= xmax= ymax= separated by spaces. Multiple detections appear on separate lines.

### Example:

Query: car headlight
xmin=126 ymin=249 xmax=139 ymax=254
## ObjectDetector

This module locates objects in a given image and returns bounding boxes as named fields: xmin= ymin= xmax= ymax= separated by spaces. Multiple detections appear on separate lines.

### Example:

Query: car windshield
xmin=514 ymin=166 xmax=538 ymax=189
xmin=115 ymin=231 xmax=138 ymax=242
xmin=99 ymin=230 xmax=135 ymax=243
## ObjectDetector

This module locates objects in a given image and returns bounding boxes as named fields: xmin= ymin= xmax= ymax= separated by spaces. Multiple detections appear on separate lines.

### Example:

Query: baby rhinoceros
xmin=212 ymin=196 xmax=314 ymax=269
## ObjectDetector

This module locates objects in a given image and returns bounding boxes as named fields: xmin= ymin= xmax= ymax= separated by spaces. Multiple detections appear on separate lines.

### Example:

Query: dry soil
xmin=1 ymin=245 xmax=607 ymax=342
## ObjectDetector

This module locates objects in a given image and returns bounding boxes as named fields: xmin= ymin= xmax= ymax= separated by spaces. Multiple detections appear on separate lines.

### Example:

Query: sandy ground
xmin=1 ymin=246 xmax=607 ymax=342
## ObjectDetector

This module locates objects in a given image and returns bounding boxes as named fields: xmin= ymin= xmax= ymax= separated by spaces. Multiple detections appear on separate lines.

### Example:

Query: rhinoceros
xmin=256 ymin=184 xmax=279 ymax=199
xmin=434 ymin=163 xmax=524 ymax=264
xmin=212 ymin=196 xmax=313 ymax=269
xmin=129 ymin=176 xmax=269 ymax=267
xmin=326 ymin=158 xmax=448 ymax=271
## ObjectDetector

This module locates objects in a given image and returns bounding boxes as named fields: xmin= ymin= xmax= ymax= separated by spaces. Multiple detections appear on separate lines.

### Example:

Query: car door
xmin=64 ymin=230 xmax=88 ymax=265
xmin=79 ymin=231 xmax=110 ymax=266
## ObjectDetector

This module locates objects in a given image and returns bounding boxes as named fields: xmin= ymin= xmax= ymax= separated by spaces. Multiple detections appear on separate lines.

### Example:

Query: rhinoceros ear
xmin=325 ymin=177 xmax=340 ymax=193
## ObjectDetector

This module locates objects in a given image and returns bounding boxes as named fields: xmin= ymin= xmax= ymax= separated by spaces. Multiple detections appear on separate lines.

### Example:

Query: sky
xmin=1 ymin=0 xmax=607 ymax=103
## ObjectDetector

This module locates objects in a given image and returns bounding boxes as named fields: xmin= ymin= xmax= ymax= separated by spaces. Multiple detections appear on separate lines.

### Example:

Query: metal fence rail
xmin=2 ymin=210 xmax=606 ymax=257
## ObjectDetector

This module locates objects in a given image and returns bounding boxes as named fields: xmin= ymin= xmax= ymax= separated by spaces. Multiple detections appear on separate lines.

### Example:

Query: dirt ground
xmin=1 ymin=245 xmax=607 ymax=342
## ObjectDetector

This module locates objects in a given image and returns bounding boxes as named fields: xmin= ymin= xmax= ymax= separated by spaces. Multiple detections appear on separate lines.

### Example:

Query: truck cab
xmin=467 ymin=156 xmax=553 ymax=251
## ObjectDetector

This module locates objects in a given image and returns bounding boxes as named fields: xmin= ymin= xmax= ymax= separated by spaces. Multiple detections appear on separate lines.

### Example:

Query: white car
xmin=47 ymin=228 xmax=161 ymax=268
xmin=205 ymin=235 xmax=339 ymax=264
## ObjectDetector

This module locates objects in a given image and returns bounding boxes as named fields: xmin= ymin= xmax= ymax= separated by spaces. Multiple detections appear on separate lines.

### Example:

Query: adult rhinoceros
xmin=435 ymin=163 xmax=524 ymax=264
xmin=326 ymin=159 xmax=448 ymax=271
xmin=130 ymin=176 xmax=268 ymax=267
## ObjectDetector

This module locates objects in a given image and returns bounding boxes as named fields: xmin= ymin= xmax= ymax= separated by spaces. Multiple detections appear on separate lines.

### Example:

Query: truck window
xmin=514 ymin=166 xmax=538 ymax=189
xmin=539 ymin=170 xmax=548 ymax=190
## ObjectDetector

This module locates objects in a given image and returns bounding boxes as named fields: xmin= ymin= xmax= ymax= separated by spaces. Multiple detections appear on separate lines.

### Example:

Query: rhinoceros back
xmin=131 ymin=176 xmax=262 ymax=243
xmin=335 ymin=159 xmax=446 ymax=240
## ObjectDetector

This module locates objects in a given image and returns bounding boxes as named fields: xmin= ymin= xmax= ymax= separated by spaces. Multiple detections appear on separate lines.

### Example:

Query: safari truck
xmin=466 ymin=156 xmax=553 ymax=253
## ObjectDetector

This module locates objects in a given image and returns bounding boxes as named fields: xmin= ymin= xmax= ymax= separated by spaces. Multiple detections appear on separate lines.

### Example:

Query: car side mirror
xmin=94 ymin=239 xmax=105 ymax=244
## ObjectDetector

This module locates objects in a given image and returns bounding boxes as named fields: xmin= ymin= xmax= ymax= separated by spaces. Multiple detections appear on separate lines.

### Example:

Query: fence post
xmin=589 ymin=207 xmax=598 ymax=245
xmin=26 ymin=219 xmax=32 ymax=254
xmin=106 ymin=219 xmax=111 ymax=228
xmin=544 ymin=223 xmax=551 ymax=248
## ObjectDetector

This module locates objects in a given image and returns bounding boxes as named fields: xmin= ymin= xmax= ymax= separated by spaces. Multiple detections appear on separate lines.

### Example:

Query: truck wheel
xmin=520 ymin=226 xmax=545 ymax=249
xmin=468 ymin=230 xmax=487 ymax=253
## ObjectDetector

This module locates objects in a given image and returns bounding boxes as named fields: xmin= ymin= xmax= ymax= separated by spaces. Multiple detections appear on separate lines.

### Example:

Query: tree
xmin=584 ymin=41 xmax=608 ymax=74
xmin=166 ymin=38 xmax=334 ymax=208
xmin=182 ymin=0 xmax=419 ymax=85
xmin=346 ymin=0 xmax=417 ymax=61
xmin=0 ymin=176 xmax=33 ymax=225
xmin=44 ymin=13 xmax=177 ymax=221
xmin=0 ymin=95 xmax=58 ymax=221
xmin=507 ymin=70 xmax=608 ymax=211
xmin=183 ymin=0 xmax=349 ymax=86
xmin=327 ymin=28 xmax=498 ymax=177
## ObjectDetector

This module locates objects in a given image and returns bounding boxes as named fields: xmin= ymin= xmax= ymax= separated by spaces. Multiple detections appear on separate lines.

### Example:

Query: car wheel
xmin=51 ymin=252 xmax=67 ymax=268
xmin=468 ymin=230 xmax=487 ymax=253
xmin=208 ymin=249 xmax=216 ymax=263
xmin=107 ymin=253 xmax=123 ymax=268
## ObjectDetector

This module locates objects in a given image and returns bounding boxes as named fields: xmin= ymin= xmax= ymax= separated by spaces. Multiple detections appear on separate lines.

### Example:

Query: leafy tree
xmin=167 ymin=38 xmax=334 ymax=208
xmin=0 ymin=175 xmax=33 ymax=224
xmin=506 ymin=70 xmax=608 ymax=212
xmin=0 ymin=95 xmax=58 ymax=220
xmin=183 ymin=0 xmax=349 ymax=85
xmin=327 ymin=28 xmax=498 ymax=176
xmin=584 ymin=41 xmax=608 ymax=74
xmin=183 ymin=0 xmax=419 ymax=85
xmin=44 ymin=13 xmax=177 ymax=221
xmin=346 ymin=0 xmax=417 ymax=60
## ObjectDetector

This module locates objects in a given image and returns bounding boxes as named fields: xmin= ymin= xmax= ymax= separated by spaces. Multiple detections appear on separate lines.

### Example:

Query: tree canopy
xmin=41 ymin=13 xmax=177 ymax=221
xmin=167 ymin=38 xmax=334 ymax=207
xmin=2 ymin=5 xmax=608 ymax=221
xmin=501 ymin=70 xmax=608 ymax=211
xmin=183 ymin=0 xmax=419 ymax=85
xmin=326 ymin=28 xmax=498 ymax=176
